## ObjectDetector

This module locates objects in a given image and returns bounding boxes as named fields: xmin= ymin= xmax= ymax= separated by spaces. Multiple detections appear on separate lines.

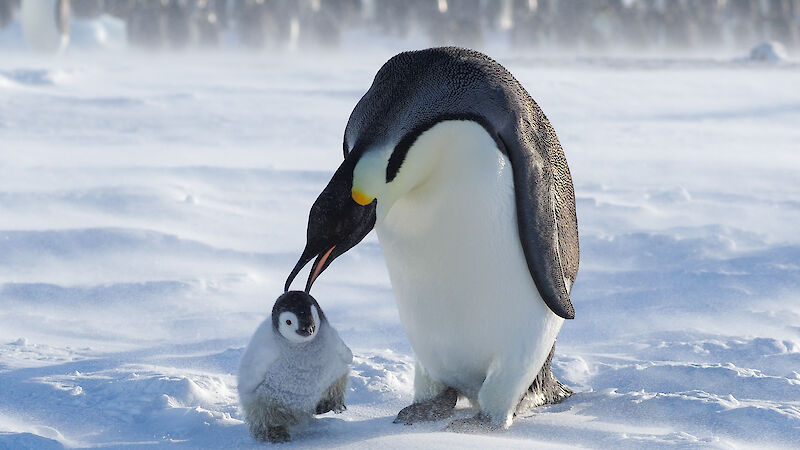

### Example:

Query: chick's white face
xmin=277 ymin=305 xmax=320 ymax=344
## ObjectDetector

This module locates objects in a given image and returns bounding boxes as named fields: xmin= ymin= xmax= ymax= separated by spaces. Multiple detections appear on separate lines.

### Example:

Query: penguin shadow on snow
xmin=283 ymin=408 xmax=488 ymax=447
xmin=307 ymin=398 xmax=604 ymax=448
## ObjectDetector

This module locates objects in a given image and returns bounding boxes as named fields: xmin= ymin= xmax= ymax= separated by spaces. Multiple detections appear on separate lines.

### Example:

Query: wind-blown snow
xmin=1 ymin=49 xmax=799 ymax=449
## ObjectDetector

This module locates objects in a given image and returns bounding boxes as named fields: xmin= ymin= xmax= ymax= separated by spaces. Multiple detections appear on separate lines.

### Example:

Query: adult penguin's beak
xmin=285 ymin=156 xmax=377 ymax=293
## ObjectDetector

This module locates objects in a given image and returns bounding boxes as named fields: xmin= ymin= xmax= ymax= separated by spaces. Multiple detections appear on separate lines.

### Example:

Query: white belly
xmin=21 ymin=0 xmax=68 ymax=53
xmin=375 ymin=121 xmax=563 ymax=399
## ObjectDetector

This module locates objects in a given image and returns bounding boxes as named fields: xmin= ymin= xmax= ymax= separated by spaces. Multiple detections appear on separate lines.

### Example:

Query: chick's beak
xmin=296 ymin=324 xmax=315 ymax=337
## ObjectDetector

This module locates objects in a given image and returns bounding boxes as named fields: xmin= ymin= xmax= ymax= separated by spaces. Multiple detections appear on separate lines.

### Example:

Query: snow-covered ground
xmin=1 ymin=47 xmax=799 ymax=449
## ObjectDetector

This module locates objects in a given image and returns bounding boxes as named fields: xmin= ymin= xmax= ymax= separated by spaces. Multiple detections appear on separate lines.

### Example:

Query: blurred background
xmin=0 ymin=0 xmax=797 ymax=59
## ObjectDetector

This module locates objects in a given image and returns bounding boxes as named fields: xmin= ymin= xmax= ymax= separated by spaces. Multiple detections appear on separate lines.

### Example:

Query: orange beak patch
xmin=352 ymin=188 xmax=374 ymax=206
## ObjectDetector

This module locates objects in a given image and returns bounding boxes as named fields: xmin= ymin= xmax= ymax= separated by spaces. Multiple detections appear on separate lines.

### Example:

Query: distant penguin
xmin=286 ymin=47 xmax=579 ymax=430
xmin=71 ymin=0 xmax=103 ymax=18
xmin=235 ymin=0 xmax=269 ymax=49
xmin=20 ymin=0 xmax=70 ymax=53
xmin=126 ymin=2 xmax=165 ymax=49
xmin=0 ymin=0 xmax=16 ymax=31
xmin=165 ymin=0 xmax=191 ymax=49
xmin=195 ymin=0 xmax=222 ymax=47
xmin=238 ymin=291 xmax=352 ymax=443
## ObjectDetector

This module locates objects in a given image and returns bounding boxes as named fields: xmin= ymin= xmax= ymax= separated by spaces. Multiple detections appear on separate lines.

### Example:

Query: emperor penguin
xmin=20 ymin=0 xmax=70 ymax=53
xmin=285 ymin=47 xmax=578 ymax=430
xmin=238 ymin=291 xmax=352 ymax=442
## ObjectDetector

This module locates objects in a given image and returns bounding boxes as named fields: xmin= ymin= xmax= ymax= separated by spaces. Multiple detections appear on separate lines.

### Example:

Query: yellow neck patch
xmin=352 ymin=188 xmax=375 ymax=206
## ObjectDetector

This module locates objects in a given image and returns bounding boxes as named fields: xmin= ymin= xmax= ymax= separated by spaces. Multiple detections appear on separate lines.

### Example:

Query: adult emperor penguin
xmin=20 ymin=0 xmax=71 ymax=53
xmin=285 ymin=47 xmax=578 ymax=430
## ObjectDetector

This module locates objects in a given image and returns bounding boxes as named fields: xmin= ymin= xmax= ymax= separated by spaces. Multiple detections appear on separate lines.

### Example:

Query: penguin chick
xmin=238 ymin=291 xmax=353 ymax=443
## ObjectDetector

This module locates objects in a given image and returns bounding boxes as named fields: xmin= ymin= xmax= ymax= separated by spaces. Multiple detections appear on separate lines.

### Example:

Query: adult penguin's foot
xmin=393 ymin=387 xmax=458 ymax=425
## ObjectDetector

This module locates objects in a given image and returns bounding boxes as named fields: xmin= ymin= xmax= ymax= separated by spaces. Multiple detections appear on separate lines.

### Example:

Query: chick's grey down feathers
xmin=257 ymin=326 xmax=349 ymax=414
xmin=343 ymin=47 xmax=578 ymax=319
xmin=241 ymin=323 xmax=351 ymax=442
xmin=238 ymin=292 xmax=352 ymax=443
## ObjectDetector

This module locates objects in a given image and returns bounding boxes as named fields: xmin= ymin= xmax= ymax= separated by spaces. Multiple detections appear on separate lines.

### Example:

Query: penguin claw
xmin=444 ymin=413 xmax=496 ymax=433
xmin=393 ymin=387 xmax=458 ymax=425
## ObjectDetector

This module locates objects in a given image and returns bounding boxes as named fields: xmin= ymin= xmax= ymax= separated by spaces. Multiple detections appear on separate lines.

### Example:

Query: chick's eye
xmin=285 ymin=319 xmax=292 ymax=326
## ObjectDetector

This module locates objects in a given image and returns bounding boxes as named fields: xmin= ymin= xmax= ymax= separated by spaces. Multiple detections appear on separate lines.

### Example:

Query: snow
xmin=1 ymin=45 xmax=800 ymax=448
xmin=748 ymin=42 xmax=790 ymax=63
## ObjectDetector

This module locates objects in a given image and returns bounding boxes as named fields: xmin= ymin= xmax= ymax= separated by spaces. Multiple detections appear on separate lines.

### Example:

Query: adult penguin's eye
xmin=286 ymin=320 xmax=292 ymax=326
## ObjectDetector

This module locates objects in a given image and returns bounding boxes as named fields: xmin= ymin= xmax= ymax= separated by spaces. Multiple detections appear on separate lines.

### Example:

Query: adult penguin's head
xmin=284 ymin=48 xmax=509 ymax=293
